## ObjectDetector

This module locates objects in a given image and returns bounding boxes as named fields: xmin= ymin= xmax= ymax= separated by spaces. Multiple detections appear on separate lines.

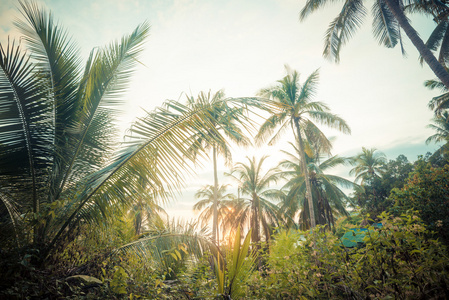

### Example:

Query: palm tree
xmin=350 ymin=147 xmax=387 ymax=184
xmin=0 ymin=1 xmax=249 ymax=263
xmin=256 ymin=67 xmax=350 ymax=228
xmin=300 ymin=0 xmax=449 ymax=89
xmin=425 ymin=111 xmax=449 ymax=161
xmin=186 ymin=90 xmax=250 ymax=245
xmin=226 ymin=156 xmax=284 ymax=245
xmin=279 ymin=142 xmax=358 ymax=229
xmin=405 ymin=0 xmax=449 ymax=69
xmin=425 ymin=79 xmax=449 ymax=115
xmin=427 ymin=111 xmax=449 ymax=144
xmin=193 ymin=184 xmax=237 ymax=239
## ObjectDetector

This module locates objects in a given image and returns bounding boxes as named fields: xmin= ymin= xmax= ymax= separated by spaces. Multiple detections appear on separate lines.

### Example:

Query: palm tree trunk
xmin=212 ymin=145 xmax=219 ymax=246
xmin=385 ymin=0 xmax=449 ymax=89
xmin=251 ymin=194 xmax=260 ymax=245
xmin=294 ymin=118 xmax=316 ymax=228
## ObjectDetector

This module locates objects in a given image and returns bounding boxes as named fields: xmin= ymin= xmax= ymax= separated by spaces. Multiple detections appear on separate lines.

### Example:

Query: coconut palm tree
xmin=427 ymin=111 xmax=449 ymax=144
xmin=300 ymin=0 xmax=449 ymax=89
xmin=225 ymin=156 xmax=284 ymax=245
xmin=425 ymin=111 xmax=449 ymax=161
xmin=279 ymin=142 xmax=358 ymax=230
xmin=350 ymin=147 xmax=387 ymax=184
xmin=256 ymin=67 xmax=350 ymax=228
xmin=193 ymin=184 xmax=237 ymax=239
xmin=0 ymin=1 xmax=250 ymax=263
xmin=186 ymin=90 xmax=251 ymax=245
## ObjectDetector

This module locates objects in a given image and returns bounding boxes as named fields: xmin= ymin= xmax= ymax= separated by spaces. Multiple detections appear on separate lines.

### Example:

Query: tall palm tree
xmin=350 ymin=147 xmax=387 ymax=184
xmin=193 ymin=184 xmax=237 ymax=239
xmin=279 ymin=142 xmax=358 ymax=229
xmin=226 ymin=156 xmax=284 ymax=245
xmin=300 ymin=0 xmax=449 ymax=89
xmin=256 ymin=67 xmax=350 ymax=228
xmin=187 ymin=90 xmax=250 ymax=245
xmin=0 ymin=1 xmax=250 ymax=263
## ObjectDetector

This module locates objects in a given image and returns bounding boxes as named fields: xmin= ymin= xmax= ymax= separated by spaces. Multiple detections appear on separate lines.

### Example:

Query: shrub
xmin=390 ymin=162 xmax=449 ymax=244
xmin=248 ymin=212 xmax=449 ymax=299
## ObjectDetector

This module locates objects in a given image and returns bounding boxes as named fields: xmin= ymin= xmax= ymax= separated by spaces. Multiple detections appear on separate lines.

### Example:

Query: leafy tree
xmin=300 ymin=0 xmax=449 ymax=89
xmin=226 ymin=156 xmax=284 ymax=245
xmin=256 ymin=67 xmax=350 ymax=228
xmin=352 ymin=154 xmax=413 ymax=217
xmin=186 ymin=90 xmax=250 ymax=245
xmin=390 ymin=160 xmax=449 ymax=244
xmin=279 ymin=142 xmax=357 ymax=229
xmin=350 ymin=147 xmax=387 ymax=185
xmin=381 ymin=154 xmax=414 ymax=190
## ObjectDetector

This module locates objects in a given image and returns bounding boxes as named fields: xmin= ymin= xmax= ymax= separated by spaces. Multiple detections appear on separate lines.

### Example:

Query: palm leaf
xmin=372 ymin=0 xmax=400 ymax=48
xmin=323 ymin=0 xmax=367 ymax=62
xmin=0 ymin=37 xmax=51 ymax=214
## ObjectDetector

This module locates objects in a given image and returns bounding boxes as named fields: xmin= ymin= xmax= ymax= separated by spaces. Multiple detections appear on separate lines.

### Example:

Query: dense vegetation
xmin=1 ymin=1 xmax=449 ymax=299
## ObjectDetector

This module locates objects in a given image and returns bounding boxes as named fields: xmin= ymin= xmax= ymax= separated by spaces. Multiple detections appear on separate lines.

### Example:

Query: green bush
xmin=248 ymin=212 xmax=449 ymax=299
xmin=390 ymin=162 xmax=449 ymax=244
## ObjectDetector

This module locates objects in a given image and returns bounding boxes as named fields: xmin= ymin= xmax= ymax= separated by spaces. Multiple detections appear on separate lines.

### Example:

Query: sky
xmin=0 ymin=0 xmax=442 ymax=220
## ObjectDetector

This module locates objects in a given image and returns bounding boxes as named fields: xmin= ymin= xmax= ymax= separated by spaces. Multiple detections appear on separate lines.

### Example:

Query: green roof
xmin=340 ymin=229 xmax=368 ymax=248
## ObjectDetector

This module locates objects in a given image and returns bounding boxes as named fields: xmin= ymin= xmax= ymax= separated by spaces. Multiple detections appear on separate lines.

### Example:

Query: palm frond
xmin=438 ymin=25 xmax=449 ymax=66
xmin=296 ymin=69 xmax=320 ymax=108
xmin=0 ymin=190 xmax=22 ymax=248
xmin=300 ymin=0 xmax=333 ymax=21
xmin=15 ymin=0 xmax=82 ymax=197
xmin=323 ymin=0 xmax=367 ymax=62
xmin=307 ymin=110 xmax=351 ymax=134
xmin=47 ymin=97 xmax=245 ymax=255
xmin=58 ymin=22 xmax=150 ymax=196
xmin=254 ymin=112 xmax=288 ymax=146
xmin=112 ymin=219 xmax=217 ymax=270
xmin=372 ymin=0 xmax=400 ymax=48
xmin=0 ymin=37 xmax=52 ymax=212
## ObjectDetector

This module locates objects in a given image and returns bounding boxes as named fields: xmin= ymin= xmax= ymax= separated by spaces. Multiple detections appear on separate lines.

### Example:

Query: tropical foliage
xmin=193 ymin=184 xmax=236 ymax=238
xmin=350 ymin=147 xmax=387 ymax=184
xmin=186 ymin=90 xmax=251 ymax=245
xmin=256 ymin=67 xmax=350 ymax=228
xmin=279 ymin=142 xmax=357 ymax=229
xmin=351 ymin=154 xmax=413 ymax=218
xmin=0 ymin=0 xmax=253 ymax=269
xmin=299 ymin=0 xmax=449 ymax=88
xmin=248 ymin=212 xmax=449 ymax=299
xmin=225 ymin=156 xmax=284 ymax=245
xmin=390 ymin=160 xmax=449 ymax=244
xmin=2 ymin=1 xmax=449 ymax=299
